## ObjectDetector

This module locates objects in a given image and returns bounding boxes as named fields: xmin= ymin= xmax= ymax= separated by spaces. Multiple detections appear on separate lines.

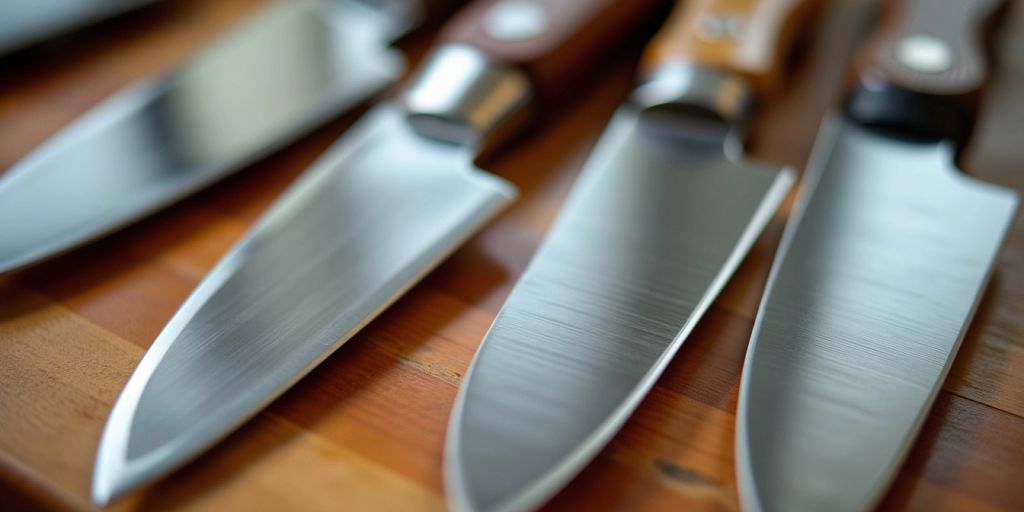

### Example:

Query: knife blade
xmin=0 ymin=0 xmax=156 ymax=55
xmin=92 ymin=0 xmax=668 ymax=504
xmin=736 ymin=0 xmax=1020 ymax=510
xmin=444 ymin=1 xmax=814 ymax=510
xmin=0 ymin=0 xmax=453 ymax=275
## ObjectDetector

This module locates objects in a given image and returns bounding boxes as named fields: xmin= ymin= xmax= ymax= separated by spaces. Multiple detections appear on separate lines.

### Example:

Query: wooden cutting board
xmin=1 ymin=0 xmax=1022 ymax=510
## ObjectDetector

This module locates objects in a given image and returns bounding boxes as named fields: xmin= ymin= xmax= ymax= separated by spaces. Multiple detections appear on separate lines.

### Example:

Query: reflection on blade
xmin=447 ymin=110 xmax=793 ymax=512
xmin=737 ymin=119 xmax=1018 ymax=512
xmin=0 ymin=0 xmax=156 ymax=54
xmin=0 ymin=1 xmax=403 ymax=274
xmin=92 ymin=104 xmax=516 ymax=504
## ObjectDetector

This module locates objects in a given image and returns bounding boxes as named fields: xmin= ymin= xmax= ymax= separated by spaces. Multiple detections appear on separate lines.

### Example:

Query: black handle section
xmin=845 ymin=0 xmax=1005 ymax=143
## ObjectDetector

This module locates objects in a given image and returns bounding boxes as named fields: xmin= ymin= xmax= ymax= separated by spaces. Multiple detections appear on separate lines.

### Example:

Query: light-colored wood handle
xmin=640 ymin=0 xmax=817 ymax=94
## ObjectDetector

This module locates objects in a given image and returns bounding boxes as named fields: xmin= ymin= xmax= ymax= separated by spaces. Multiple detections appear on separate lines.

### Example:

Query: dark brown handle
xmin=847 ymin=0 xmax=1005 ymax=141
xmin=639 ymin=0 xmax=818 ymax=95
xmin=438 ymin=0 xmax=668 ymax=101
xmin=418 ymin=0 xmax=473 ymax=24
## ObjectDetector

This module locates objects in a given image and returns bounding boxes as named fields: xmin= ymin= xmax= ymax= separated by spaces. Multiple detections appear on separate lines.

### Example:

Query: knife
xmin=736 ymin=0 xmax=1019 ymax=510
xmin=0 ymin=0 xmax=156 ymax=55
xmin=92 ymin=0 xmax=668 ymax=504
xmin=444 ymin=1 xmax=815 ymax=510
xmin=0 ymin=0 xmax=456 ymax=275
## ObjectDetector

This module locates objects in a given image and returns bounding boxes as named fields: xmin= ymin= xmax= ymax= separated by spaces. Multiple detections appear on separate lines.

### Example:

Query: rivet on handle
xmin=846 ymin=0 xmax=1006 ymax=142
xmin=894 ymin=35 xmax=954 ymax=74
xmin=483 ymin=1 xmax=549 ymax=41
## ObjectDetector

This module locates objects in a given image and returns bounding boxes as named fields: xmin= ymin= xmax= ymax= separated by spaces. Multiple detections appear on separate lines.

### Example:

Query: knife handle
xmin=418 ymin=0 xmax=469 ymax=20
xmin=439 ymin=0 xmax=667 ymax=101
xmin=403 ymin=0 xmax=667 ymax=148
xmin=846 ymin=0 xmax=1005 ymax=142
xmin=638 ymin=0 xmax=818 ymax=95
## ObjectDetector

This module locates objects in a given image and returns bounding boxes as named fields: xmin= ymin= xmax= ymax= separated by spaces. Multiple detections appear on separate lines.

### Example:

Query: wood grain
xmin=639 ymin=0 xmax=819 ymax=94
xmin=0 ymin=0 xmax=1022 ymax=510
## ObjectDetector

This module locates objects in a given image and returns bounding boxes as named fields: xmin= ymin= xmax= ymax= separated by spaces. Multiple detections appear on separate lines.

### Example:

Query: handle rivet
xmin=484 ymin=1 xmax=548 ymax=41
xmin=895 ymin=35 xmax=953 ymax=73
xmin=698 ymin=14 xmax=746 ymax=41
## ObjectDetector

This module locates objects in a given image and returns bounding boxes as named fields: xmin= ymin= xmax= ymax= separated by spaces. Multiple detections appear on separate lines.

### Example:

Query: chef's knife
xmin=736 ymin=0 xmax=1019 ymax=510
xmin=445 ymin=1 xmax=814 ymax=510
xmin=0 ymin=0 xmax=457 ymax=274
xmin=92 ymin=0 xmax=668 ymax=504
xmin=0 ymin=0 xmax=156 ymax=55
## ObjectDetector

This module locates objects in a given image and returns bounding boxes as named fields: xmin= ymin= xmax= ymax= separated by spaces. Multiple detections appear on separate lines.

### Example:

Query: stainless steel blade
xmin=0 ymin=0 xmax=407 ymax=274
xmin=446 ymin=109 xmax=794 ymax=512
xmin=736 ymin=117 xmax=1019 ymax=512
xmin=91 ymin=103 xmax=516 ymax=504
xmin=0 ymin=0 xmax=156 ymax=54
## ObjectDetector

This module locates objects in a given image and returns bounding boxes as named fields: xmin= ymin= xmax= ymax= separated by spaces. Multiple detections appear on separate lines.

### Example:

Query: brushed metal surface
xmin=0 ymin=0 xmax=405 ymax=274
xmin=736 ymin=117 xmax=1019 ymax=512
xmin=92 ymin=103 xmax=516 ymax=504
xmin=0 ymin=0 xmax=156 ymax=54
xmin=446 ymin=109 xmax=794 ymax=512
xmin=403 ymin=44 xmax=532 ymax=147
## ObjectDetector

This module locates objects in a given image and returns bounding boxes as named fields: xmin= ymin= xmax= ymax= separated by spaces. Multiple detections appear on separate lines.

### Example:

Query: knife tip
xmin=443 ymin=446 xmax=556 ymax=512
xmin=443 ymin=455 xmax=477 ymax=512
xmin=735 ymin=455 xmax=764 ymax=512
xmin=91 ymin=421 xmax=144 ymax=506
xmin=444 ymin=445 xmax=509 ymax=512
xmin=735 ymin=392 xmax=765 ymax=512
xmin=92 ymin=452 xmax=155 ymax=507
xmin=91 ymin=467 xmax=130 ymax=507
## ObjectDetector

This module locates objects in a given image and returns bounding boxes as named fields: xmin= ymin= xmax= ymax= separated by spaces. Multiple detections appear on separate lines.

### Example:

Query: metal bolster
xmin=631 ymin=63 xmax=754 ymax=135
xmin=401 ymin=44 xmax=532 ymax=149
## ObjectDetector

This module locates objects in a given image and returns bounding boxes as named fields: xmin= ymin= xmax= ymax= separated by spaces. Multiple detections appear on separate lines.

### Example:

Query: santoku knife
xmin=0 ymin=0 xmax=457 ymax=274
xmin=92 ymin=0 xmax=667 ymax=504
xmin=445 ymin=1 xmax=815 ymax=510
xmin=736 ymin=0 xmax=1019 ymax=510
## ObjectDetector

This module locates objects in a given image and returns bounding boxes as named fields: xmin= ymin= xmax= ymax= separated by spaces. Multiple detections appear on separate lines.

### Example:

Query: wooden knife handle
xmin=847 ymin=0 xmax=1005 ymax=141
xmin=437 ymin=0 xmax=668 ymax=101
xmin=418 ymin=0 xmax=471 ymax=23
xmin=639 ymin=0 xmax=818 ymax=95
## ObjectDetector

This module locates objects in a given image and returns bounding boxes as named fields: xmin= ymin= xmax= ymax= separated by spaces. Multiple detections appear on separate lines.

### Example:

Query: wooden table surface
xmin=1 ymin=0 xmax=1022 ymax=510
